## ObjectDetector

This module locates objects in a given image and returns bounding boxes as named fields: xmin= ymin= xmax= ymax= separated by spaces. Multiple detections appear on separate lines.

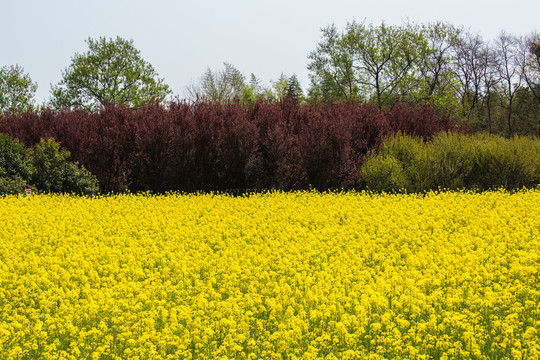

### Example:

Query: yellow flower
xmin=0 ymin=190 xmax=538 ymax=359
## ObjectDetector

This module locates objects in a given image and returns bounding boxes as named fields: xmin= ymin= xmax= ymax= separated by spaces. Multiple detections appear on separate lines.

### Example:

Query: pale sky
xmin=2 ymin=0 xmax=539 ymax=104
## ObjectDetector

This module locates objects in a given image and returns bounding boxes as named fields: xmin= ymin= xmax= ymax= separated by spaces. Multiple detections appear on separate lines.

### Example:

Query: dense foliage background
xmin=0 ymin=100 xmax=457 ymax=193
xmin=1 ymin=22 xmax=539 ymax=194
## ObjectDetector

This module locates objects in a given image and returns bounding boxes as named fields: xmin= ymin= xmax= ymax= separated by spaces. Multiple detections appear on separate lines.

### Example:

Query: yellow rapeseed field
xmin=0 ymin=190 xmax=539 ymax=360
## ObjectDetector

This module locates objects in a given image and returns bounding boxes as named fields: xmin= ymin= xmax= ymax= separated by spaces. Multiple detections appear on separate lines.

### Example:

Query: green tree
xmin=308 ymin=21 xmax=431 ymax=108
xmin=511 ymin=32 xmax=540 ymax=135
xmin=241 ymin=74 xmax=274 ymax=103
xmin=271 ymin=73 xmax=304 ymax=101
xmin=50 ymin=36 xmax=171 ymax=110
xmin=285 ymin=74 xmax=304 ymax=101
xmin=307 ymin=24 xmax=360 ymax=102
xmin=415 ymin=22 xmax=462 ymax=109
xmin=271 ymin=73 xmax=289 ymax=100
xmin=186 ymin=64 xmax=300 ymax=104
xmin=0 ymin=64 xmax=38 ymax=113
xmin=452 ymin=31 xmax=493 ymax=122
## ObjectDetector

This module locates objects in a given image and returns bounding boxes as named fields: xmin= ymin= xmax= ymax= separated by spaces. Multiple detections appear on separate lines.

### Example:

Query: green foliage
xmin=0 ymin=175 xmax=32 ymax=195
xmin=364 ymin=133 xmax=433 ymax=192
xmin=361 ymin=132 xmax=540 ymax=192
xmin=187 ymin=65 xmax=304 ymax=104
xmin=0 ymin=133 xmax=32 ymax=181
xmin=242 ymin=74 xmax=274 ymax=103
xmin=413 ymin=22 xmax=462 ymax=109
xmin=25 ymin=139 xmax=99 ymax=195
xmin=307 ymin=21 xmax=540 ymax=136
xmin=360 ymin=154 xmax=409 ymax=192
xmin=1 ymin=133 xmax=99 ymax=195
xmin=284 ymin=74 xmax=304 ymax=101
xmin=0 ymin=65 xmax=38 ymax=114
xmin=428 ymin=132 xmax=476 ymax=189
xmin=50 ymin=36 xmax=171 ymax=110
xmin=0 ymin=133 xmax=33 ymax=194
xmin=308 ymin=21 xmax=432 ymax=108
xmin=307 ymin=24 xmax=360 ymax=102
xmin=528 ymin=34 xmax=540 ymax=105
xmin=467 ymin=133 xmax=540 ymax=189
xmin=272 ymin=73 xmax=304 ymax=102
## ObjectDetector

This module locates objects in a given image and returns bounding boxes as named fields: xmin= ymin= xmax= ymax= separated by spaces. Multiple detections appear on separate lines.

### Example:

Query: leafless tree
xmin=185 ymin=62 xmax=246 ymax=103
xmin=453 ymin=30 xmax=488 ymax=120
xmin=494 ymin=31 xmax=523 ymax=135
xmin=516 ymin=32 xmax=540 ymax=104
xmin=480 ymin=42 xmax=500 ymax=133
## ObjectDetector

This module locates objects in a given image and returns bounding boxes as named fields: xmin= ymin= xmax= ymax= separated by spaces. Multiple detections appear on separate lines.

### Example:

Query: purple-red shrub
xmin=387 ymin=102 xmax=458 ymax=139
xmin=250 ymin=100 xmax=308 ymax=189
xmin=188 ymin=102 xmax=262 ymax=191
xmin=0 ymin=100 xmax=460 ymax=192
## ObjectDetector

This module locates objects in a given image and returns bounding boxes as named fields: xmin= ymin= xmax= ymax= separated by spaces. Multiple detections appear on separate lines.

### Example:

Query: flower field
xmin=1 ymin=190 xmax=539 ymax=360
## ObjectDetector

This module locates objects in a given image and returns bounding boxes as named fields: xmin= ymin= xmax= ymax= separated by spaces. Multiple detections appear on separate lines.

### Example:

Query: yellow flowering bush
xmin=1 ymin=190 xmax=539 ymax=359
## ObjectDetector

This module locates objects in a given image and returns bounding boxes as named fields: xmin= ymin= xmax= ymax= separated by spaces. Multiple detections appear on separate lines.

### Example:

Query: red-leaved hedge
xmin=0 ymin=100 xmax=460 ymax=193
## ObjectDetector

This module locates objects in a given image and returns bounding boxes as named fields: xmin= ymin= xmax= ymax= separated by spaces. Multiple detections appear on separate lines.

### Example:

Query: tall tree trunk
xmin=507 ymin=100 xmax=513 ymax=137
xmin=486 ymin=93 xmax=493 ymax=134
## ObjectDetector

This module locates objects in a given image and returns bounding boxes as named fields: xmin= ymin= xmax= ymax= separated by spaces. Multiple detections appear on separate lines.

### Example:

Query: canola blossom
xmin=0 ymin=190 xmax=539 ymax=360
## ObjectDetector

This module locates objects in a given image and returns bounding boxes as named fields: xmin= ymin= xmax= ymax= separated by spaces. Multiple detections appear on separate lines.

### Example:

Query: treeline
xmin=2 ymin=22 xmax=539 ymax=138
xmin=0 ymin=101 xmax=456 ymax=194
xmin=171 ymin=22 xmax=540 ymax=138
xmin=307 ymin=21 xmax=540 ymax=137
xmin=168 ymin=21 xmax=540 ymax=138
xmin=2 ymin=21 xmax=540 ymax=194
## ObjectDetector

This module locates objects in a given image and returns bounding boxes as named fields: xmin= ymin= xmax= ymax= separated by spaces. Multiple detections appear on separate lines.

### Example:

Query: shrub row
xmin=361 ymin=132 xmax=540 ymax=192
xmin=0 ymin=100 xmax=458 ymax=193
xmin=0 ymin=133 xmax=99 ymax=195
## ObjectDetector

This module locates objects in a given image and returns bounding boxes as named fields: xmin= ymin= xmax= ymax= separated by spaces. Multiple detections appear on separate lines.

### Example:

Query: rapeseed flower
xmin=0 ymin=190 xmax=539 ymax=359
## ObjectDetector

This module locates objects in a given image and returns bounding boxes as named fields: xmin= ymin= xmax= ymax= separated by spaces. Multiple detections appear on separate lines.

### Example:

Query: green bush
xmin=360 ymin=154 xmax=410 ymax=192
xmin=25 ymin=139 xmax=99 ymax=195
xmin=370 ymin=133 xmax=433 ymax=191
xmin=429 ymin=132 xmax=475 ymax=190
xmin=0 ymin=175 xmax=33 ymax=195
xmin=1 ymin=133 xmax=99 ymax=195
xmin=0 ymin=133 xmax=32 ymax=194
xmin=361 ymin=132 xmax=540 ymax=192
xmin=468 ymin=134 xmax=540 ymax=189
xmin=0 ymin=133 xmax=32 ymax=180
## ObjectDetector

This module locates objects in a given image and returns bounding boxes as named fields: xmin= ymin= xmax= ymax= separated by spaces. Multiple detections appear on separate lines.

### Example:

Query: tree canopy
xmin=0 ymin=64 xmax=37 ymax=114
xmin=308 ymin=21 xmax=540 ymax=136
xmin=307 ymin=21 xmax=461 ymax=108
xmin=186 ymin=64 xmax=304 ymax=104
xmin=50 ymin=36 xmax=171 ymax=110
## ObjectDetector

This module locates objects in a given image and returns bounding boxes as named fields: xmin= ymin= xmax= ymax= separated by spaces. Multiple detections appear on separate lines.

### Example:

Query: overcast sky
xmin=2 ymin=0 xmax=539 ymax=104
